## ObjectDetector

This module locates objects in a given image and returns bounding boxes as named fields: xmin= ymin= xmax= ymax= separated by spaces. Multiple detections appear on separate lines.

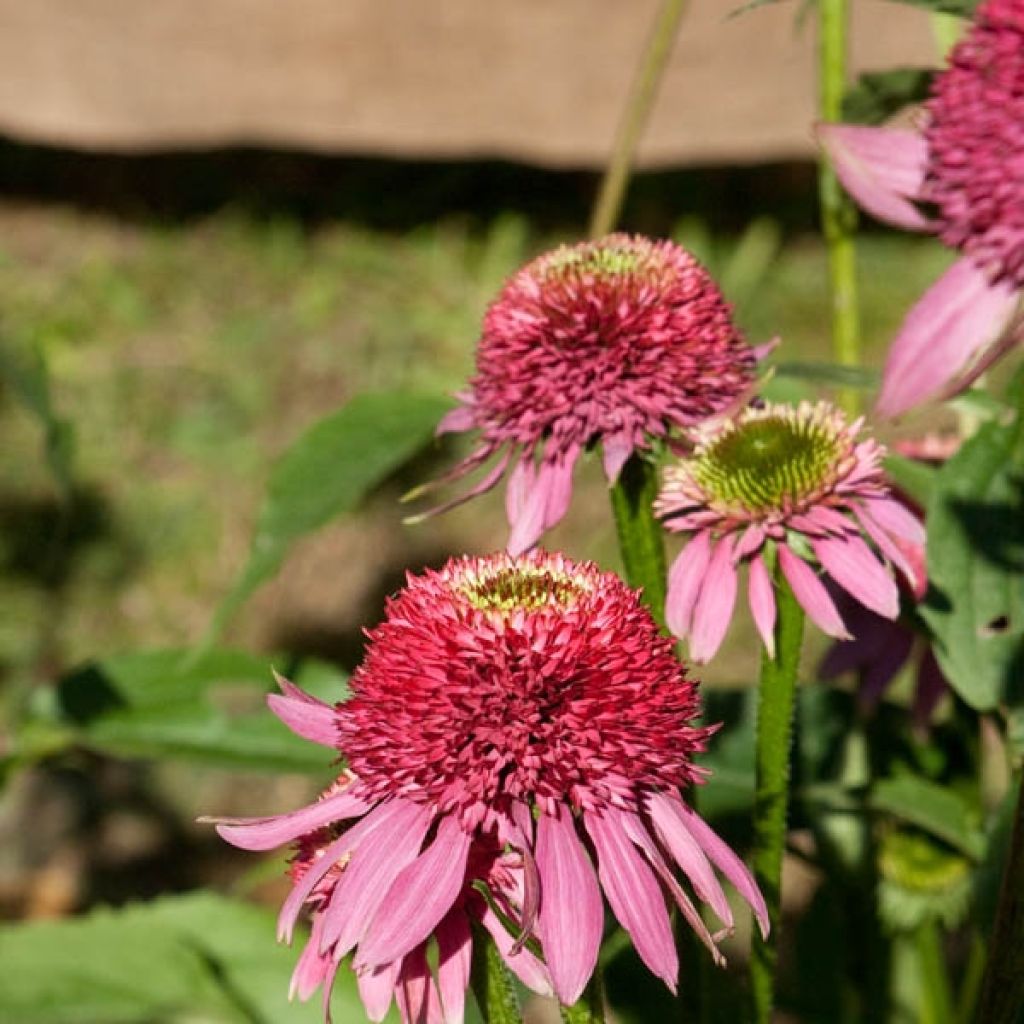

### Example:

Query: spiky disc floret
xmin=923 ymin=0 xmax=1024 ymax=285
xmin=338 ymin=551 xmax=712 ymax=827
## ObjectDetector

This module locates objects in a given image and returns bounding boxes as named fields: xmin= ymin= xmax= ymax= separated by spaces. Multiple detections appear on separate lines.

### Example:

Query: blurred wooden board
xmin=0 ymin=0 xmax=938 ymax=167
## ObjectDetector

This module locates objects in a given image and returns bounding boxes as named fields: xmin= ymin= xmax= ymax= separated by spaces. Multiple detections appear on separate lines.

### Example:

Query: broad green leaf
xmin=871 ymin=776 xmax=985 ymax=859
xmin=210 ymin=391 xmax=450 ymax=638
xmin=842 ymin=68 xmax=934 ymax=126
xmin=920 ymin=402 xmax=1024 ymax=711
xmin=0 ymin=891 xmax=389 ymax=1023
xmin=54 ymin=648 xmax=346 ymax=773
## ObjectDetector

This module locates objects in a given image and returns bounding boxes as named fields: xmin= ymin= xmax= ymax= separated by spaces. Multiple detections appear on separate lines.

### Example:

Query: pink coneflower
xmin=818 ymin=0 xmax=1024 ymax=416
xmin=655 ymin=402 xmax=925 ymax=663
xmin=410 ymin=235 xmax=760 ymax=554
xmin=208 ymin=552 xmax=768 ymax=1023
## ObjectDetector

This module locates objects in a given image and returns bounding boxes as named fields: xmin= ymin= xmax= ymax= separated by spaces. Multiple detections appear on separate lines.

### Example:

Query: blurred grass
xmin=0 ymin=194 xmax=955 ymax=695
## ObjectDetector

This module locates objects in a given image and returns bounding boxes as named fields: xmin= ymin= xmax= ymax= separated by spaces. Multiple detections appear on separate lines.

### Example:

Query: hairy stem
xmin=470 ymin=926 xmax=523 ymax=1024
xmin=818 ymin=0 xmax=862 ymax=415
xmin=749 ymin=566 xmax=805 ymax=1023
xmin=588 ymin=0 xmax=689 ymax=239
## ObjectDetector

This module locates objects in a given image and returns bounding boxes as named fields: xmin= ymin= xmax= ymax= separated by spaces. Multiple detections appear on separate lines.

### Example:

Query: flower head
xmin=656 ymin=402 xmax=925 ymax=662
xmin=208 ymin=551 xmax=768 ymax=1022
xmin=411 ymin=234 xmax=759 ymax=554
xmin=817 ymin=0 xmax=1024 ymax=416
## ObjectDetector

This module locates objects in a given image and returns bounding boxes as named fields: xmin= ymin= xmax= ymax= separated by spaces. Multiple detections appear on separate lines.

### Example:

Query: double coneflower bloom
xmin=819 ymin=0 xmax=1024 ymax=416
xmin=210 ymin=552 xmax=768 ymax=1023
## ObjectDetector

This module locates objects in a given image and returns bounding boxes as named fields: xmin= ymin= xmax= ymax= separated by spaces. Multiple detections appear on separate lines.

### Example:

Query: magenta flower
xmin=818 ymin=0 xmax=1024 ymax=416
xmin=411 ymin=234 xmax=760 ymax=554
xmin=655 ymin=402 xmax=925 ymax=663
xmin=208 ymin=551 xmax=768 ymax=1022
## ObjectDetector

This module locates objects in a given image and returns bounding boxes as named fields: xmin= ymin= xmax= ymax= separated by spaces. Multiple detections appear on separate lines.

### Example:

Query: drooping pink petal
xmin=601 ymin=432 xmax=635 ymax=484
xmin=813 ymin=534 xmax=899 ymax=620
xmin=816 ymin=123 xmax=931 ymax=232
xmin=778 ymin=545 xmax=851 ymax=640
xmin=665 ymin=531 xmax=713 ymax=638
xmin=689 ymin=535 xmax=738 ymax=664
xmin=435 ymin=910 xmax=472 ymax=1024
xmin=357 ymin=961 xmax=402 ymax=1023
xmin=854 ymin=504 xmax=925 ymax=598
xmin=209 ymin=785 xmax=371 ymax=851
xmin=861 ymin=497 xmax=926 ymax=545
xmin=290 ymin=915 xmax=331 ymax=1001
xmin=395 ymin=944 xmax=445 ymax=1024
xmin=508 ymin=802 xmax=540 ymax=949
xmin=506 ymin=457 xmax=550 ymax=556
xmin=403 ymin=448 xmax=512 ymax=524
xmin=267 ymin=672 xmax=338 ymax=748
xmin=747 ymin=554 xmax=777 ymax=658
xmin=478 ymin=900 xmax=553 ymax=998
xmin=669 ymin=796 xmax=770 ymax=939
xmin=541 ymin=445 xmax=581 ymax=532
xmin=584 ymin=808 xmax=678 ymax=992
xmin=436 ymin=404 xmax=477 ymax=436
xmin=319 ymin=801 xmax=433 ymax=958
xmin=876 ymin=256 xmax=1020 ymax=417
xmin=356 ymin=816 xmax=473 ymax=970
xmin=534 ymin=806 xmax=603 ymax=1005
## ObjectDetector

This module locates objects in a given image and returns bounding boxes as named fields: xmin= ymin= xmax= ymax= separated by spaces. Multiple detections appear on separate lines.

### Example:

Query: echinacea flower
xmin=409 ymin=234 xmax=761 ymax=554
xmin=818 ymin=0 xmax=1024 ymax=416
xmin=207 ymin=551 xmax=768 ymax=1023
xmin=655 ymin=402 xmax=925 ymax=663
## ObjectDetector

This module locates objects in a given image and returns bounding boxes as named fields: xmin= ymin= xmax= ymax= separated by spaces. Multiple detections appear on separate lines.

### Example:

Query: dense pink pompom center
xmin=923 ymin=0 xmax=1024 ymax=285
xmin=335 ymin=553 xmax=711 ymax=827
xmin=468 ymin=234 xmax=755 ymax=453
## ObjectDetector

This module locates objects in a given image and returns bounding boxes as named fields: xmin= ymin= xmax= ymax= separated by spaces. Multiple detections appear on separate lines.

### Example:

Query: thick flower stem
xmin=608 ymin=454 xmax=667 ymax=627
xmin=470 ymin=926 xmax=524 ymax=1024
xmin=588 ymin=0 xmax=689 ymax=239
xmin=818 ymin=0 xmax=862 ymax=416
xmin=749 ymin=569 xmax=805 ymax=1024
xmin=975 ymin=770 xmax=1024 ymax=1023
xmin=560 ymin=976 xmax=607 ymax=1024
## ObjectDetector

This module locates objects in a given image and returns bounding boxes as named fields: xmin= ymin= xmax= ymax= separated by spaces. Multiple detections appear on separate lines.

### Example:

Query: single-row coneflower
xmin=655 ymin=401 xmax=925 ymax=663
xmin=818 ymin=0 xmax=1024 ymax=416
xmin=408 ymin=234 xmax=762 ymax=554
xmin=207 ymin=552 xmax=768 ymax=1023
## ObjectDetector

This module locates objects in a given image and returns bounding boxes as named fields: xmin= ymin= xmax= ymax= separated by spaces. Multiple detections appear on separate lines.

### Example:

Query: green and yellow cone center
xmin=461 ymin=567 xmax=585 ymax=613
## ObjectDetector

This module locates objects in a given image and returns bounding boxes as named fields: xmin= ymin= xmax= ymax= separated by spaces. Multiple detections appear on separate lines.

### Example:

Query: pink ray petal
xmin=747 ymin=554 xmax=777 ymax=659
xmin=208 ymin=785 xmax=371 ymax=851
xmin=670 ymin=797 xmax=769 ymax=940
xmin=778 ymin=545 xmax=851 ymax=640
xmin=403 ymin=448 xmax=512 ymax=524
xmin=862 ymin=497 xmax=925 ymax=545
xmin=478 ymin=900 xmax=553 ymax=997
xmin=358 ymin=961 xmax=402 ymax=1023
xmin=584 ymin=808 xmax=678 ymax=993
xmin=876 ymin=256 xmax=1020 ymax=417
xmin=508 ymin=802 xmax=540 ymax=949
xmin=435 ymin=910 xmax=472 ymax=1024
xmin=535 ymin=805 xmax=603 ymax=1005
xmin=541 ymin=445 xmax=581 ymax=532
xmin=436 ymin=404 xmax=477 ymax=436
xmin=666 ymin=531 xmax=713 ymax=639
xmin=289 ymin=915 xmax=331 ymax=1001
xmin=357 ymin=816 xmax=473 ymax=970
xmin=395 ymin=944 xmax=445 ymax=1024
xmin=813 ymin=534 xmax=899 ymax=620
xmin=267 ymin=672 xmax=338 ymax=748
xmin=816 ymin=123 xmax=930 ymax=231
xmin=853 ymin=504 xmax=925 ymax=598
xmin=322 ymin=956 xmax=341 ymax=1024
xmin=689 ymin=535 xmax=738 ymax=664
xmin=601 ymin=432 xmax=635 ymax=484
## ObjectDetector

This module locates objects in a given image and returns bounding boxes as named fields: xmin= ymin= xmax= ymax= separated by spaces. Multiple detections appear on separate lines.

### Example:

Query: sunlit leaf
xmin=871 ymin=776 xmax=985 ymax=859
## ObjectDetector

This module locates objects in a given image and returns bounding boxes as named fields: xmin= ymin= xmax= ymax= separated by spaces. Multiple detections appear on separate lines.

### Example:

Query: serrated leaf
xmin=871 ymin=776 xmax=985 ymax=859
xmin=842 ymin=68 xmax=934 ymax=126
xmin=210 ymin=391 xmax=451 ymax=638
xmin=919 ymin=405 xmax=1024 ymax=710
xmin=0 ymin=891 xmax=389 ymax=1023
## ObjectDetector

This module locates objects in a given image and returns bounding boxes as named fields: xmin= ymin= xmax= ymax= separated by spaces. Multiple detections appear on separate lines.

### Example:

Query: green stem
xmin=954 ymin=932 xmax=986 ymax=1024
xmin=818 ymin=0 xmax=862 ymax=416
xmin=560 ymin=975 xmax=606 ymax=1024
xmin=588 ymin=0 xmax=689 ymax=240
xmin=749 ymin=565 xmax=805 ymax=1024
xmin=470 ymin=926 xmax=523 ymax=1024
xmin=974 ymin=770 xmax=1024 ymax=1024
xmin=915 ymin=920 xmax=954 ymax=1024
xmin=608 ymin=454 xmax=667 ymax=627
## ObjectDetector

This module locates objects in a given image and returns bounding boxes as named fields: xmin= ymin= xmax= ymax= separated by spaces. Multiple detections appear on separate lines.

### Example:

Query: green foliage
xmin=49 ymin=648 xmax=345 ymax=773
xmin=210 ymin=391 xmax=450 ymax=639
xmin=871 ymin=776 xmax=984 ymax=860
xmin=881 ymin=0 xmax=978 ymax=14
xmin=0 ymin=891 xmax=387 ymax=1023
xmin=842 ymin=69 xmax=934 ymax=126
xmin=920 ymin=386 xmax=1024 ymax=711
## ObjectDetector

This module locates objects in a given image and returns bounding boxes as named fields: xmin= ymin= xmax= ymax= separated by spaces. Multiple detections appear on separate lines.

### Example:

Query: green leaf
xmin=871 ymin=776 xmax=985 ymax=860
xmin=842 ymin=68 xmax=934 ymax=126
xmin=211 ymin=391 xmax=451 ymax=638
xmin=54 ymin=648 xmax=346 ymax=773
xmin=919 ymin=404 xmax=1024 ymax=711
xmin=884 ymin=453 xmax=937 ymax=510
xmin=0 ymin=891 xmax=390 ymax=1023
xmin=881 ymin=0 xmax=978 ymax=14
xmin=0 ymin=338 xmax=75 ymax=495
xmin=773 ymin=361 xmax=880 ymax=390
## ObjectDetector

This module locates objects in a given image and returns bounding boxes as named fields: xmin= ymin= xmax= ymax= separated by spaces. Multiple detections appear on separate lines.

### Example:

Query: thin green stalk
xmin=953 ymin=932 xmax=986 ymax=1024
xmin=974 ymin=770 xmax=1024 ymax=1023
xmin=749 ymin=565 xmax=805 ymax=1024
xmin=588 ymin=0 xmax=689 ymax=240
xmin=915 ymin=920 xmax=954 ymax=1024
xmin=818 ymin=0 xmax=862 ymax=415
xmin=560 ymin=975 xmax=606 ymax=1024
xmin=608 ymin=454 xmax=667 ymax=627
xmin=470 ymin=926 xmax=523 ymax=1024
